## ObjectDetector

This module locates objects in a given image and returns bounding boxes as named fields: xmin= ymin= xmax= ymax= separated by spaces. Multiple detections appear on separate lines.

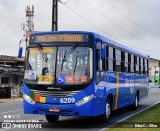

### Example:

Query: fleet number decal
xmin=60 ymin=98 xmax=75 ymax=104
xmin=38 ymin=76 xmax=53 ymax=84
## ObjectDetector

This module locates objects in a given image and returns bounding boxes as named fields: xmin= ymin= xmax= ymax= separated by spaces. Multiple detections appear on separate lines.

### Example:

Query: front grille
xmin=31 ymin=89 xmax=81 ymax=98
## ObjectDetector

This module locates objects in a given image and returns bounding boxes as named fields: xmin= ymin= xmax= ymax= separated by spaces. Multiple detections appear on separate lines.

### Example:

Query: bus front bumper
xmin=23 ymin=98 xmax=94 ymax=116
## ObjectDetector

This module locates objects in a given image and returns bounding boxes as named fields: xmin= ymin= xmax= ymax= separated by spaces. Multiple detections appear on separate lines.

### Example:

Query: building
xmin=0 ymin=55 xmax=24 ymax=97
xmin=148 ymin=58 xmax=160 ymax=87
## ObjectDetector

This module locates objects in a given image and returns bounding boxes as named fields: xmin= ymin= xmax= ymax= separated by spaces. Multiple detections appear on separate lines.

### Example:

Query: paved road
xmin=0 ymin=87 xmax=160 ymax=131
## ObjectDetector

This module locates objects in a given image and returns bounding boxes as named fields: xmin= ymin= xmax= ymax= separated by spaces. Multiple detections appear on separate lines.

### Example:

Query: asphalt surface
xmin=0 ymin=87 xmax=160 ymax=131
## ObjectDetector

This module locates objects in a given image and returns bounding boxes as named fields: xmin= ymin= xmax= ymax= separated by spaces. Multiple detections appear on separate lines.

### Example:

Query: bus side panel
xmin=138 ymin=74 xmax=149 ymax=102
xmin=116 ymin=73 xmax=133 ymax=109
xmin=112 ymin=73 xmax=148 ymax=110
xmin=94 ymin=72 xmax=149 ymax=114
xmin=93 ymin=72 xmax=116 ymax=115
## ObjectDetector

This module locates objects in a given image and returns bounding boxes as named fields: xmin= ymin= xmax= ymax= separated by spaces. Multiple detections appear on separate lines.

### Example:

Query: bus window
xmin=121 ymin=51 xmax=125 ymax=72
xmin=144 ymin=59 xmax=148 ymax=74
xmin=96 ymin=42 xmax=106 ymax=71
xmin=128 ymin=53 xmax=131 ymax=73
xmin=109 ymin=47 xmax=113 ymax=59
xmin=108 ymin=59 xmax=113 ymax=71
xmin=137 ymin=56 xmax=140 ymax=65
xmin=130 ymin=54 xmax=134 ymax=73
xmin=106 ymin=46 xmax=109 ymax=70
xmin=135 ymin=56 xmax=139 ymax=73
xmin=125 ymin=52 xmax=128 ymax=72
xmin=115 ymin=49 xmax=121 ymax=72
xmin=102 ymin=43 xmax=106 ymax=70
xmin=134 ymin=55 xmax=137 ymax=73
xmin=113 ymin=48 xmax=116 ymax=71
xmin=96 ymin=42 xmax=105 ymax=83
xmin=141 ymin=58 xmax=144 ymax=66
xmin=108 ymin=46 xmax=114 ymax=71
xmin=96 ymin=43 xmax=101 ymax=71
xmin=140 ymin=58 xmax=144 ymax=74
xmin=145 ymin=59 xmax=147 ymax=67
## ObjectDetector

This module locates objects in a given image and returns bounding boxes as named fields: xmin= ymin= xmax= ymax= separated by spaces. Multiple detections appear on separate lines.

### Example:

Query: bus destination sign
xmin=30 ymin=34 xmax=89 ymax=43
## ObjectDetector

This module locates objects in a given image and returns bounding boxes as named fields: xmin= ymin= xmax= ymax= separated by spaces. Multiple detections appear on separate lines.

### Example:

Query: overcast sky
xmin=1 ymin=0 xmax=160 ymax=59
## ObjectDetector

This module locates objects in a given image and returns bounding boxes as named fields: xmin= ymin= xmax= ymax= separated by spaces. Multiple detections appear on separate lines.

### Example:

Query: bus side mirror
xmin=18 ymin=47 xmax=23 ymax=59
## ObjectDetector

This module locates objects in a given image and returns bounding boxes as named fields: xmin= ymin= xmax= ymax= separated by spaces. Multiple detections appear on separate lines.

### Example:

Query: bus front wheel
xmin=99 ymin=97 xmax=111 ymax=122
xmin=45 ymin=115 xmax=59 ymax=123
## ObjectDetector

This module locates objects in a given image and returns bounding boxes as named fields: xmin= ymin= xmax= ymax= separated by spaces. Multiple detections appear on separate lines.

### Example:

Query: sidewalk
xmin=0 ymin=97 xmax=22 ymax=103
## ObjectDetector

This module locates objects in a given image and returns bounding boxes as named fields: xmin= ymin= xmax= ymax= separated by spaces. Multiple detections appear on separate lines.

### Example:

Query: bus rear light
xmin=75 ymin=94 xmax=94 ymax=106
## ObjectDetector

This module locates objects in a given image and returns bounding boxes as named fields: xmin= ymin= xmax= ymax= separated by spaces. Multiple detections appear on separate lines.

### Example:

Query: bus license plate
xmin=49 ymin=108 xmax=60 ymax=112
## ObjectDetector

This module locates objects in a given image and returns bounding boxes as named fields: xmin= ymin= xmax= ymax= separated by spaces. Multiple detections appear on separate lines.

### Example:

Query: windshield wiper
xmin=37 ymin=44 xmax=48 ymax=62
xmin=60 ymin=43 xmax=79 ymax=72
xmin=73 ymin=51 xmax=79 ymax=77
xmin=61 ymin=50 xmax=67 ymax=71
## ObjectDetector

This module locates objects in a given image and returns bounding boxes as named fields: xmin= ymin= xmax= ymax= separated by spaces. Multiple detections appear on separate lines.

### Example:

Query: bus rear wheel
xmin=99 ymin=97 xmax=111 ymax=122
xmin=131 ymin=92 xmax=139 ymax=110
xmin=45 ymin=115 xmax=59 ymax=123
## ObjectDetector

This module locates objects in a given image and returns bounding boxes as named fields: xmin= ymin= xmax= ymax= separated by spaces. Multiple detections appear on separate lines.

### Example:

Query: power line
xmin=105 ymin=0 xmax=160 ymax=36
xmin=85 ymin=0 xmax=160 ymax=43
xmin=58 ymin=0 xmax=70 ymax=4
xmin=145 ymin=49 xmax=160 ymax=51
xmin=59 ymin=1 xmax=144 ymax=51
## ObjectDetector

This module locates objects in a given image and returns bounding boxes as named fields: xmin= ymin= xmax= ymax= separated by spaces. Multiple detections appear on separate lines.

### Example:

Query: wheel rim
xmin=105 ymin=102 xmax=110 ymax=118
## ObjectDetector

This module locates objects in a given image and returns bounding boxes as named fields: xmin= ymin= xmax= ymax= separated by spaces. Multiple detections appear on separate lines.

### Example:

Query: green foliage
xmin=107 ymin=103 xmax=160 ymax=131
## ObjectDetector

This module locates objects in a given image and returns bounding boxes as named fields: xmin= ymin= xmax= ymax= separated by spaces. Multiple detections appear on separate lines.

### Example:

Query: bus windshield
xmin=24 ymin=46 xmax=93 ymax=85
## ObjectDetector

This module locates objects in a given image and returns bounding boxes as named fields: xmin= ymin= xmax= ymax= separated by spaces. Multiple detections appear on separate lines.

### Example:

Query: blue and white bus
xmin=23 ymin=31 xmax=149 ymax=122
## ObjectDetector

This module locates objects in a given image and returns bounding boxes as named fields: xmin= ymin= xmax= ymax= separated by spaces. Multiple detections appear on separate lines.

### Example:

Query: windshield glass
xmin=25 ymin=47 xmax=57 ymax=84
xmin=24 ymin=46 xmax=93 ymax=85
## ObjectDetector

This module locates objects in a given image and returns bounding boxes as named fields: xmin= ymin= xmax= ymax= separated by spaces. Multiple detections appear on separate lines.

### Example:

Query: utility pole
xmin=52 ymin=0 xmax=58 ymax=31
xmin=22 ymin=5 xmax=34 ymax=33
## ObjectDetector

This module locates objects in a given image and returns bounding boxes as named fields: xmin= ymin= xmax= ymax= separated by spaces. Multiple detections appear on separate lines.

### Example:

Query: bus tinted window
xmin=135 ymin=65 xmax=139 ymax=73
xmin=108 ymin=59 xmax=113 ymax=71
xmin=141 ymin=58 xmax=144 ymax=66
xmin=125 ymin=53 xmax=128 ymax=62
xmin=137 ymin=56 xmax=139 ymax=65
xmin=131 ymin=64 xmax=134 ymax=73
xmin=107 ymin=46 xmax=114 ymax=71
xmin=115 ymin=49 xmax=121 ymax=71
xmin=116 ymin=49 xmax=121 ymax=61
xmin=135 ymin=56 xmax=139 ymax=73
xmin=145 ymin=59 xmax=147 ymax=67
xmin=109 ymin=47 xmax=113 ymax=59
xmin=131 ymin=54 xmax=134 ymax=64
xmin=130 ymin=54 xmax=134 ymax=73
xmin=124 ymin=52 xmax=128 ymax=72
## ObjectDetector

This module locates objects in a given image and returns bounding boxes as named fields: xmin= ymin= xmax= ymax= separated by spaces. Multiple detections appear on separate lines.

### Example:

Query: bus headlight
xmin=75 ymin=94 xmax=94 ymax=106
xmin=23 ymin=93 xmax=35 ymax=105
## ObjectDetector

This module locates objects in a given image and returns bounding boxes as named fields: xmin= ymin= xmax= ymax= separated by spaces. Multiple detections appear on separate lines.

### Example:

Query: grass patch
xmin=107 ymin=103 xmax=160 ymax=131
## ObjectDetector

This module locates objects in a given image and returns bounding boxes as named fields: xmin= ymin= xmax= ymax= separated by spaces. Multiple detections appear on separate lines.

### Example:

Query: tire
xmin=131 ymin=92 xmax=139 ymax=110
xmin=99 ymin=97 xmax=112 ymax=122
xmin=45 ymin=115 xmax=59 ymax=123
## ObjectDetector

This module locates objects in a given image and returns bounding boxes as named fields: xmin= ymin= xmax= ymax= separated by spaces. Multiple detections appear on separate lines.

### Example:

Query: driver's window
xmin=96 ymin=41 xmax=106 ymax=83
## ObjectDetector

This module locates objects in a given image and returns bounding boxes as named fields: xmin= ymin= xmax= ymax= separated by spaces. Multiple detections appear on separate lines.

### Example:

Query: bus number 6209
xmin=60 ymin=98 xmax=75 ymax=104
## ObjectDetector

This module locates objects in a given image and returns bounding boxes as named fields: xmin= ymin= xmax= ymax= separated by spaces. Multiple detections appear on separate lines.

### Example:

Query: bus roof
xmin=31 ymin=31 xmax=149 ymax=59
